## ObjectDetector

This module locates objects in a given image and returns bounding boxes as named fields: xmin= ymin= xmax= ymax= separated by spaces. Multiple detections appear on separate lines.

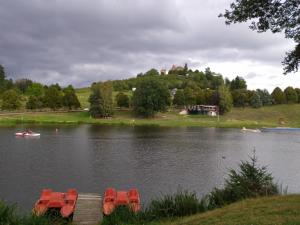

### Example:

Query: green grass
xmin=75 ymin=87 xmax=133 ymax=108
xmin=2 ymin=195 xmax=300 ymax=225
xmin=151 ymin=195 xmax=300 ymax=225
xmin=1 ymin=104 xmax=300 ymax=128
xmin=0 ymin=200 xmax=70 ymax=225
xmin=75 ymin=87 xmax=91 ymax=109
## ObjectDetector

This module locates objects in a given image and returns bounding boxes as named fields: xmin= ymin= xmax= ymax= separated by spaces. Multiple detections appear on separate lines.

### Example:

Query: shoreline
xmin=1 ymin=104 xmax=300 ymax=128
xmin=0 ymin=112 xmax=283 ymax=128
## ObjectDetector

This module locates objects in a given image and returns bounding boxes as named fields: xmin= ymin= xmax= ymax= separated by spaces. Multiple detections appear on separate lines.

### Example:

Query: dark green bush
xmin=102 ymin=206 xmax=144 ymax=225
xmin=145 ymin=190 xmax=206 ymax=220
xmin=0 ymin=201 xmax=19 ymax=225
xmin=0 ymin=200 xmax=70 ymax=225
xmin=208 ymin=153 xmax=279 ymax=208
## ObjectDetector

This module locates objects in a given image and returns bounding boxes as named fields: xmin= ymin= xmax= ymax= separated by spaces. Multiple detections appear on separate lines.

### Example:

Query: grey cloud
xmin=244 ymin=72 xmax=260 ymax=79
xmin=0 ymin=0 xmax=293 ymax=87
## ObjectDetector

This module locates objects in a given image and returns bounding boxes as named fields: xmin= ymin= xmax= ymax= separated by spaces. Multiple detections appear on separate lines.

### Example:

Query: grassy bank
xmin=152 ymin=195 xmax=300 ymax=225
xmin=2 ymin=195 xmax=299 ymax=225
xmin=1 ymin=104 xmax=300 ymax=128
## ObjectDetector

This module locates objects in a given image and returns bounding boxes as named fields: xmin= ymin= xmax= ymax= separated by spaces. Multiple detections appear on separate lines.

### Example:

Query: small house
xmin=187 ymin=105 xmax=218 ymax=116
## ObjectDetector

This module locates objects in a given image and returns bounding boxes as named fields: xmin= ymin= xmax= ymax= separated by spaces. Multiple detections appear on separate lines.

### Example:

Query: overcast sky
xmin=0 ymin=0 xmax=299 ymax=91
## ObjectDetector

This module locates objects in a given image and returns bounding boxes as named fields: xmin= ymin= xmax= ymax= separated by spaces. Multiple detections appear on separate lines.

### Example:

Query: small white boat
xmin=15 ymin=131 xmax=40 ymax=137
xmin=241 ymin=127 xmax=261 ymax=133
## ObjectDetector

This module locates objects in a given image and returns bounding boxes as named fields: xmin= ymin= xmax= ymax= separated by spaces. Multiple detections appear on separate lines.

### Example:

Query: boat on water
xmin=241 ymin=127 xmax=261 ymax=133
xmin=261 ymin=127 xmax=300 ymax=132
xmin=33 ymin=189 xmax=78 ymax=218
xmin=103 ymin=188 xmax=141 ymax=215
xmin=15 ymin=130 xmax=40 ymax=137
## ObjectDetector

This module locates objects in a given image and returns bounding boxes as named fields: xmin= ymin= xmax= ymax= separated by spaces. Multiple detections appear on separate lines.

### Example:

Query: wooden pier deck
xmin=73 ymin=193 xmax=102 ymax=225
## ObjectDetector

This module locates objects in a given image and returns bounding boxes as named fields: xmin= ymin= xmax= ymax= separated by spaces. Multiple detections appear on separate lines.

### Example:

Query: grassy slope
xmin=75 ymin=87 xmax=132 ymax=108
xmin=152 ymin=195 xmax=300 ymax=225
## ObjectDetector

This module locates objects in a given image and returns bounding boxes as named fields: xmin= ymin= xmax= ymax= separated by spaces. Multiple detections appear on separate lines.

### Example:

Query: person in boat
xmin=25 ymin=129 xmax=32 ymax=134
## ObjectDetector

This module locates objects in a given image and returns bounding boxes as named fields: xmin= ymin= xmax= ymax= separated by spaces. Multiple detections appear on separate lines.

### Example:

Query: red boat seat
xmin=67 ymin=189 xmax=78 ymax=195
xmin=39 ymin=189 xmax=52 ymax=203
xmin=105 ymin=197 xmax=114 ymax=202
xmin=128 ymin=189 xmax=139 ymax=202
xmin=47 ymin=192 xmax=65 ymax=208
xmin=105 ymin=188 xmax=116 ymax=197
xmin=116 ymin=191 xmax=129 ymax=205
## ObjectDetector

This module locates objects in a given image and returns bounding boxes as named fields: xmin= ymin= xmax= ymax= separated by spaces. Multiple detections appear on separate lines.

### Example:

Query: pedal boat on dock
xmin=33 ymin=189 xmax=78 ymax=218
xmin=103 ymin=188 xmax=141 ymax=215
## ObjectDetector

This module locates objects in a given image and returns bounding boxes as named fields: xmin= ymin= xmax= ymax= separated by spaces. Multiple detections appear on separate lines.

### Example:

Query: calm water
xmin=0 ymin=125 xmax=300 ymax=211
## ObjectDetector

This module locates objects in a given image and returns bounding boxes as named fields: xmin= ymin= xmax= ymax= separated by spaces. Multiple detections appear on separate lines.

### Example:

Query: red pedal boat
xmin=33 ymin=189 xmax=78 ymax=218
xmin=103 ymin=188 xmax=141 ymax=215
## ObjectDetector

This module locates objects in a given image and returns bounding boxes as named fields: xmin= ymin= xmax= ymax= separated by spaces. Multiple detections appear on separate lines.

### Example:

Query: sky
xmin=0 ymin=0 xmax=299 ymax=91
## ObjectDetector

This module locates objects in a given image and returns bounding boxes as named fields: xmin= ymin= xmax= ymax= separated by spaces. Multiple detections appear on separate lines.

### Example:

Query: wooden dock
xmin=73 ymin=193 xmax=102 ymax=225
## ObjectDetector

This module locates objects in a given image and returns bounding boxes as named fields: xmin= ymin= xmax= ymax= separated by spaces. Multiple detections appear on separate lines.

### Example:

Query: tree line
xmin=0 ymin=65 xmax=80 ymax=110
xmin=90 ymin=65 xmax=300 ymax=118
xmin=2 ymin=63 xmax=300 ymax=117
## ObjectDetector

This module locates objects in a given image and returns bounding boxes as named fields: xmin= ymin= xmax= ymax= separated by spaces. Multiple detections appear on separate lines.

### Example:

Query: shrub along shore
xmin=1 ymin=104 xmax=300 ymax=128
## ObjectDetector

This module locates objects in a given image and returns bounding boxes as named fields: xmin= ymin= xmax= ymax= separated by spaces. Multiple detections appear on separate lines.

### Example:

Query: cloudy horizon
xmin=0 ymin=0 xmax=299 ymax=91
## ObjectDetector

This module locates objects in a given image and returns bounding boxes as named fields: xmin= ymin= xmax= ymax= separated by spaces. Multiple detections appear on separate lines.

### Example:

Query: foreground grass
xmin=152 ymin=195 xmax=300 ymax=225
xmin=0 ymin=201 xmax=69 ymax=225
xmin=2 ymin=195 xmax=300 ymax=225
xmin=1 ymin=104 xmax=300 ymax=128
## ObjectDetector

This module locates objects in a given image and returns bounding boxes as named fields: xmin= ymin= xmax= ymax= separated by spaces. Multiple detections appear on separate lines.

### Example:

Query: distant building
xmin=169 ymin=64 xmax=184 ymax=73
xmin=187 ymin=105 xmax=218 ymax=117
xmin=160 ymin=69 xmax=167 ymax=75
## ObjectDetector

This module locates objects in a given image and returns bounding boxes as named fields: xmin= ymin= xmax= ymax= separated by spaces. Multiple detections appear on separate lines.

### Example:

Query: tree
xmin=15 ymin=79 xmax=33 ymax=93
xmin=43 ymin=85 xmax=63 ymax=110
xmin=89 ymin=81 xmax=113 ymax=118
xmin=271 ymin=87 xmax=286 ymax=104
xmin=132 ymin=77 xmax=171 ymax=117
xmin=173 ymin=89 xmax=185 ymax=106
xmin=220 ymin=0 xmax=300 ymax=74
xmin=230 ymin=76 xmax=247 ymax=90
xmin=62 ymin=85 xmax=81 ymax=110
xmin=183 ymin=87 xmax=196 ymax=105
xmin=183 ymin=63 xmax=188 ymax=75
xmin=116 ymin=92 xmax=130 ymax=108
xmin=26 ymin=83 xmax=45 ymax=97
xmin=231 ymin=89 xmax=248 ymax=107
xmin=217 ymin=85 xmax=233 ymax=114
xmin=26 ymin=95 xmax=44 ymax=110
xmin=195 ymin=89 xmax=205 ymax=105
xmin=145 ymin=68 xmax=159 ymax=76
xmin=209 ymin=153 xmax=278 ymax=208
xmin=0 ymin=65 xmax=6 ymax=93
xmin=250 ymin=92 xmax=263 ymax=108
xmin=295 ymin=88 xmax=300 ymax=103
xmin=1 ymin=89 xmax=21 ymax=110
xmin=284 ymin=86 xmax=298 ymax=103
xmin=256 ymin=89 xmax=273 ymax=106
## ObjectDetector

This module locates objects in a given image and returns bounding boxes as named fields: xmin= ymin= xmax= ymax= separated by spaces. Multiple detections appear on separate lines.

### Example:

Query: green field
xmin=151 ymin=195 xmax=300 ymax=225
xmin=75 ymin=87 xmax=91 ymax=108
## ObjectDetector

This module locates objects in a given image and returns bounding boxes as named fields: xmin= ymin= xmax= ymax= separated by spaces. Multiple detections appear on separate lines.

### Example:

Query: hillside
xmin=152 ymin=195 xmax=300 ymax=225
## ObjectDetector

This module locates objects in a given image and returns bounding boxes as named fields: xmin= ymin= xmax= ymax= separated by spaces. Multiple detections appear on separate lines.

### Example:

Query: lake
xmin=0 ymin=125 xmax=300 ymax=211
